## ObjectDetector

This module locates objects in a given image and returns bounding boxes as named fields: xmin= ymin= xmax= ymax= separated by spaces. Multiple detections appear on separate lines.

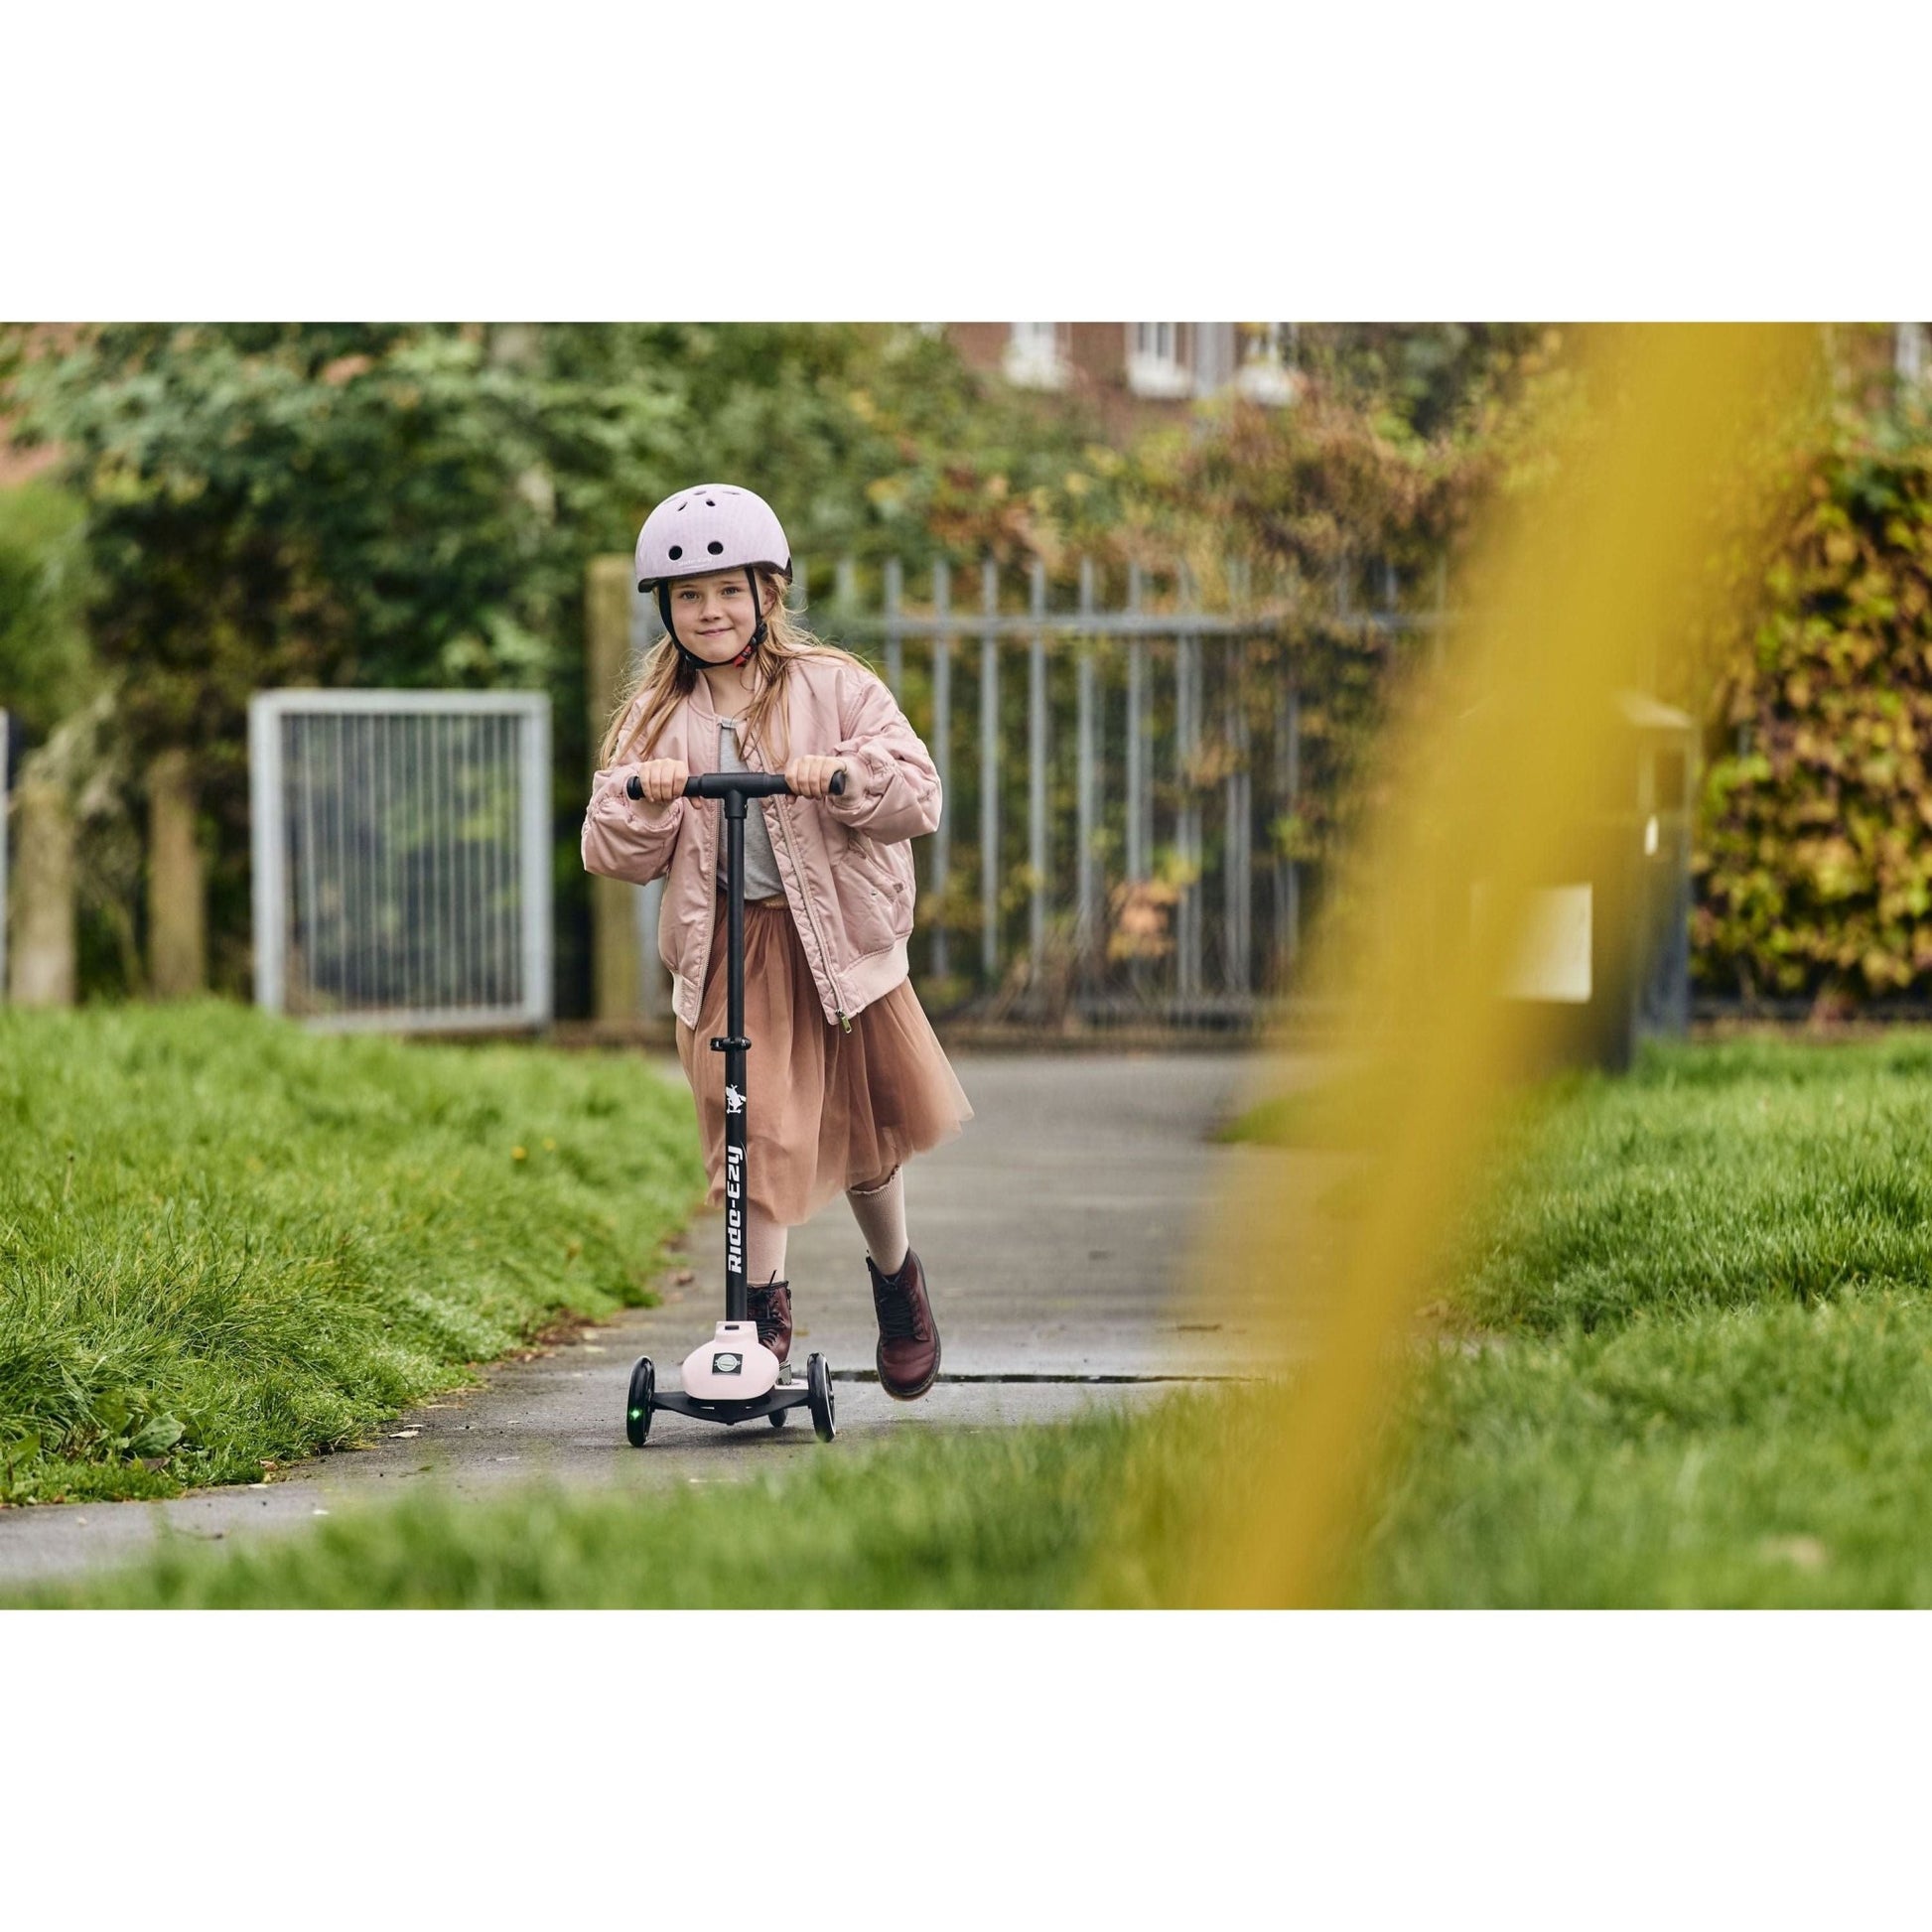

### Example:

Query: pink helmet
xmin=634 ymin=483 xmax=792 ymax=592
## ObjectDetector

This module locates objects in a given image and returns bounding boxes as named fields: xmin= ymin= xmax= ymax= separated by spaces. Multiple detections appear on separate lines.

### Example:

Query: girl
xmin=581 ymin=483 xmax=972 ymax=1400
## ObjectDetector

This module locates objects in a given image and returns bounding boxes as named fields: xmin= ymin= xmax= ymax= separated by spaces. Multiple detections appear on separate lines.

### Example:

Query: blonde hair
xmin=599 ymin=569 xmax=884 ymax=769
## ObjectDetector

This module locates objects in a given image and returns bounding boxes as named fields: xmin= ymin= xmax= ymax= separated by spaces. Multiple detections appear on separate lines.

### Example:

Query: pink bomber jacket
xmin=580 ymin=650 xmax=941 ymax=1032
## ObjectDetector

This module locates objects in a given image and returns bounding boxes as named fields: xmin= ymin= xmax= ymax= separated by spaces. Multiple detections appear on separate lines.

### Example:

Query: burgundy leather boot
xmin=747 ymin=1278 xmax=792 ymax=1365
xmin=868 ymin=1249 xmax=940 ymax=1400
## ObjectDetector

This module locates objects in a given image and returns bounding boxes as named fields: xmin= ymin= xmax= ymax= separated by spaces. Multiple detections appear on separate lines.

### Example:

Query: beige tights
xmin=746 ymin=1203 xmax=788 ymax=1286
xmin=743 ymin=1167 xmax=908 ymax=1285
xmin=845 ymin=1165 xmax=908 ymax=1277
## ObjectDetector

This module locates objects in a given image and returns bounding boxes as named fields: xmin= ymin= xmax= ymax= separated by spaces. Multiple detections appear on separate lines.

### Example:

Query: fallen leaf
xmin=1760 ymin=1535 xmax=1829 ymax=1573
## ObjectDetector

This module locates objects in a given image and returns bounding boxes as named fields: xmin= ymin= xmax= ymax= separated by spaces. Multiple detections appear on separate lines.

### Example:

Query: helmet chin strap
xmin=658 ymin=568 xmax=768 ymax=673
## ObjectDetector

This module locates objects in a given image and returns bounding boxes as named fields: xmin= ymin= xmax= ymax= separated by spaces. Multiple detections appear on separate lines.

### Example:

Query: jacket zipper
xmin=772 ymin=796 xmax=852 ymax=1030
xmin=699 ymin=812 xmax=721 ymax=1025
xmin=743 ymin=715 xmax=850 ymax=1031
xmin=687 ymin=719 xmax=723 ymax=1029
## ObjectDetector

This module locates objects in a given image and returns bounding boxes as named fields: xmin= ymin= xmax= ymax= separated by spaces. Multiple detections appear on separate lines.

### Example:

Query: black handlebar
xmin=626 ymin=769 xmax=845 ymax=802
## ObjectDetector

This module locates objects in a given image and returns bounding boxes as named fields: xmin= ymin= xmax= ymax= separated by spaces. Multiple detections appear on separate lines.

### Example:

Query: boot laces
xmin=748 ymin=1282 xmax=786 ymax=1349
xmin=873 ymin=1264 xmax=926 ymax=1343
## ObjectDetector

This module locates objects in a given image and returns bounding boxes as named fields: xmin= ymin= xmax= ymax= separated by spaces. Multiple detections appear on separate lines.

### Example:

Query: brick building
xmin=941 ymin=323 xmax=1298 ymax=439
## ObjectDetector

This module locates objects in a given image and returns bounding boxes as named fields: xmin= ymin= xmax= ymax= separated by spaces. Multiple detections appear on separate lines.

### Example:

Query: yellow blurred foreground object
xmin=1173 ymin=325 xmax=1826 ymax=1607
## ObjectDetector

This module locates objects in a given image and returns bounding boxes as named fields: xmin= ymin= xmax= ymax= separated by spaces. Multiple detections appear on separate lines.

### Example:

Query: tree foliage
xmin=0 ymin=477 xmax=94 ymax=738
xmin=0 ymin=322 xmax=1114 ymax=1004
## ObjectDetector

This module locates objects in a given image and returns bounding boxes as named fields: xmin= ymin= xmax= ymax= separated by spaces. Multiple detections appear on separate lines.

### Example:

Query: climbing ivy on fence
xmin=1695 ymin=399 xmax=1932 ymax=1004
xmin=1154 ymin=383 xmax=1498 ymax=879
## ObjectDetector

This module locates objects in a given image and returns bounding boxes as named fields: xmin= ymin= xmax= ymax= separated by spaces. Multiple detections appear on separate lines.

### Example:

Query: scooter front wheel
xmin=625 ymin=1357 xmax=655 ymax=1448
xmin=807 ymin=1352 xmax=836 ymax=1444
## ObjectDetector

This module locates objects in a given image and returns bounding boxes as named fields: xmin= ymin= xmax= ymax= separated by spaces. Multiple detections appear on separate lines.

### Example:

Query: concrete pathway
xmin=0 ymin=1049 xmax=1349 ymax=1591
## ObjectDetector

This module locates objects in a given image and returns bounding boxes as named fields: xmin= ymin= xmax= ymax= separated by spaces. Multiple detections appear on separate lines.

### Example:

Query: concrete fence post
xmin=8 ymin=767 xmax=75 ymax=1008
xmin=586 ymin=554 xmax=643 ymax=1028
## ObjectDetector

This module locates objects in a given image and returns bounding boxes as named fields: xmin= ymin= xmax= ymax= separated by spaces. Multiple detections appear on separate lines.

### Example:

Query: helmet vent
xmin=707 ymin=540 xmax=724 ymax=554
xmin=668 ymin=545 xmax=683 ymax=560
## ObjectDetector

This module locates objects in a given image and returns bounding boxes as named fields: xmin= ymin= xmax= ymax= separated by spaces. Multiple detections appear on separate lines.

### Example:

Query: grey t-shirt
xmin=716 ymin=719 xmax=786 ymax=900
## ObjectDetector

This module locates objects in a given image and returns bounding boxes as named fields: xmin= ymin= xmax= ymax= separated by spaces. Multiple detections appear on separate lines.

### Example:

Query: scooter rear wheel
xmin=807 ymin=1352 xmax=836 ymax=1444
xmin=625 ymin=1357 xmax=655 ymax=1448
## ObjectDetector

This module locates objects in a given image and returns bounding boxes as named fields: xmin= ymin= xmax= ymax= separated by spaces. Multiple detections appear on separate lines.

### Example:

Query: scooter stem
xmin=718 ymin=788 xmax=752 ymax=1323
xmin=625 ymin=766 xmax=843 ymax=1326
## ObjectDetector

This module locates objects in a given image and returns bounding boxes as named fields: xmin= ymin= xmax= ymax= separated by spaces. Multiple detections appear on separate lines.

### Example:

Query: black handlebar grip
xmin=624 ymin=768 xmax=846 ymax=801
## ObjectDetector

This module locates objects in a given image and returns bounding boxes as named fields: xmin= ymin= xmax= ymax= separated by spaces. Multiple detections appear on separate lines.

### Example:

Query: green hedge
xmin=1695 ymin=398 xmax=1932 ymax=1002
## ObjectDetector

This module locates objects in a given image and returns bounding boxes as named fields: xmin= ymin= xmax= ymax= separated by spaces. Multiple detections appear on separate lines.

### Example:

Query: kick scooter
xmin=623 ymin=766 xmax=841 ymax=1448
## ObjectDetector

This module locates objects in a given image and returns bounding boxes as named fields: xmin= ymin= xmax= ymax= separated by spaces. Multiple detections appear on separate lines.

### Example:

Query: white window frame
xmin=1004 ymin=323 xmax=1068 ymax=391
xmin=1126 ymin=322 xmax=1192 ymax=399
xmin=1235 ymin=322 xmax=1298 ymax=404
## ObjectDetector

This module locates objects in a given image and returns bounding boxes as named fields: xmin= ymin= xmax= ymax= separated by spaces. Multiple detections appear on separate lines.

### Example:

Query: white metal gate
xmin=249 ymin=690 xmax=551 ymax=1032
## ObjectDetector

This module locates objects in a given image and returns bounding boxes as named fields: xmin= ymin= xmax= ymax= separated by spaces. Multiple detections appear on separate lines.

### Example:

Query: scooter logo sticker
xmin=713 ymin=1352 xmax=743 ymax=1374
xmin=726 ymin=1144 xmax=743 ymax=1276
xmin=725 ymin=1085 xmax=745 ymax=1114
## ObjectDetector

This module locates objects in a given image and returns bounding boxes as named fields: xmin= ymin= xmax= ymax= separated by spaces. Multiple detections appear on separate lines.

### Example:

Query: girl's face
xmin=669 ymin=570 xmax=772 ymax=663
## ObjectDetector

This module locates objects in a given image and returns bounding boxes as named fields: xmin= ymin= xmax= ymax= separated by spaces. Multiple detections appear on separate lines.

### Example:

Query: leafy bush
xmin=1696 ymin=397 xmax=1932 ymax=1002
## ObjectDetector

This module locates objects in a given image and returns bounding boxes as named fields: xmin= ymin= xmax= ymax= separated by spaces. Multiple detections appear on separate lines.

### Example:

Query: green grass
xmin=1446 ymin=1036 xmax=1932 ymax=1331
xmin=10 ymin=1394 xmax=1273 ymax=1608
xmin=1339 ymin=1033 xmax=1932 ymax=1604
xmin=0 ymin=1003 xmax=703 ymax=1505
xmin=23 ymin=1030 xmax=1932 ymax=1608
xmin=1356 ymin=1294 xmax=1932 ymax=1606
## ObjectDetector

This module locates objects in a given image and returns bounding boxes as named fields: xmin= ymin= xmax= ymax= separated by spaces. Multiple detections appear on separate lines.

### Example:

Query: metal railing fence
xmin=621 ymin=555 xmax=1445 ymax=1026
xmin=249 ymin=690 xmax=552 ymax=1031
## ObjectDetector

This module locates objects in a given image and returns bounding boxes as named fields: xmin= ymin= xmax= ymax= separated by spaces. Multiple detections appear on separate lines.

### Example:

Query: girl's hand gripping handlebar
xmin=625 ymin=768 xmax=846 ymax=801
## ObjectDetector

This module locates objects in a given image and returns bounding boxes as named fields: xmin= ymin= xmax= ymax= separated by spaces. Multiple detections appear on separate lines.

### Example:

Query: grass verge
xmin=9 ymin=1393 xmax=1273 ymax=1608
xmin=20 ymin=1033 xmax=1932 ymax=1607
xmin=0 ymin=1003 xmax=703 ymax=1505
xmin=1357 ymin=1293 xmax=1932 ymax=1606
xmin=1344 ymin=1032 xmax=1932 ymax=1604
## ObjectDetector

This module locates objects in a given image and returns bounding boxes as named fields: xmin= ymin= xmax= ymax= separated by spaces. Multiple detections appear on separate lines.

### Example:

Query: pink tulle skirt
xmin=675 ymin=897 xmax=973 ymax=1227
